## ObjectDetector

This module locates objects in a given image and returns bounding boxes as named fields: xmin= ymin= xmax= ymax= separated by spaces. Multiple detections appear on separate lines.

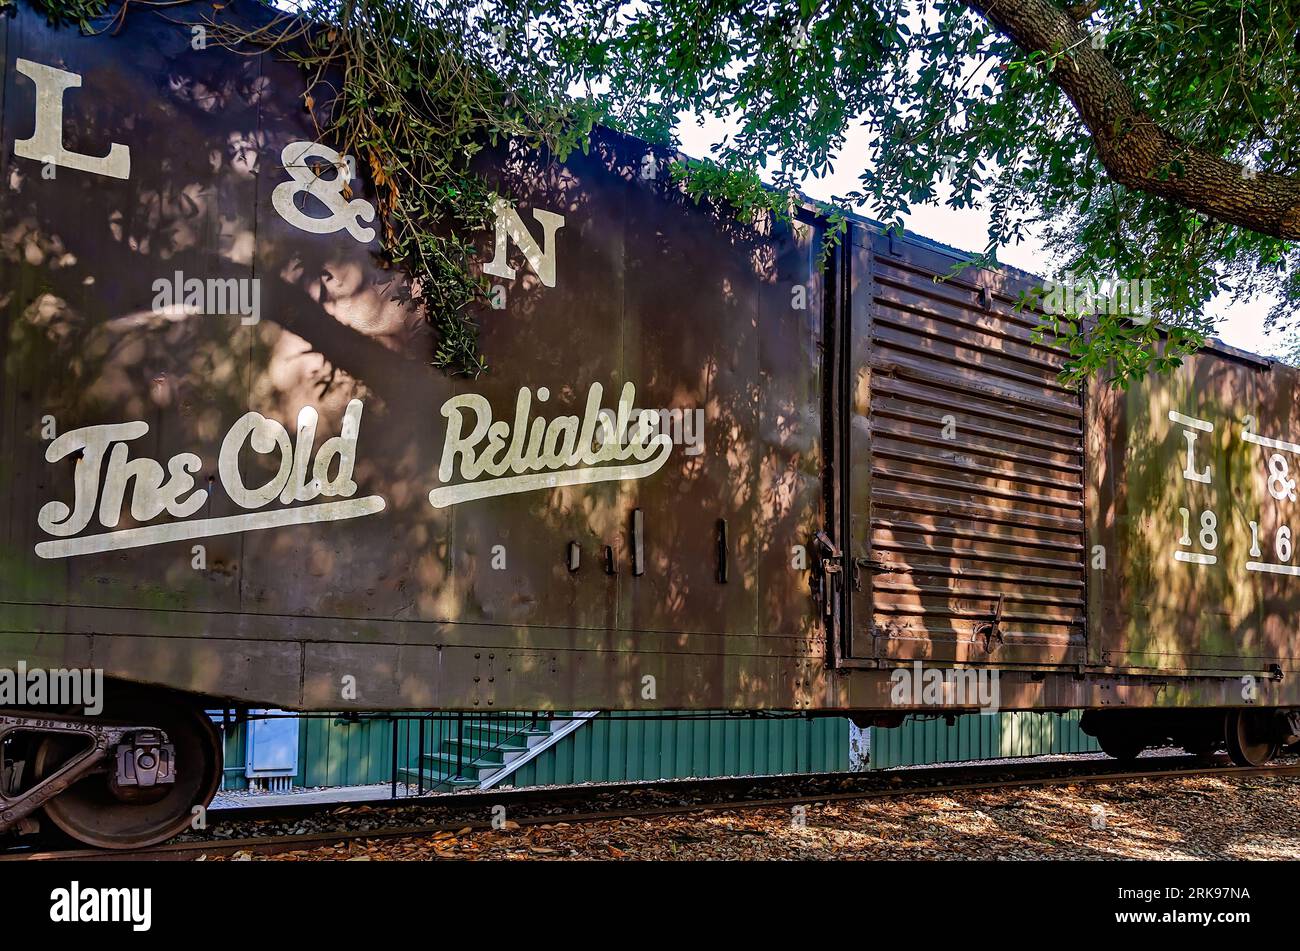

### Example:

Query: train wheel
xmin=33 ymin=690 xmax=221 ymax=849
xmin=1223 ymin=710 xmax=1280 ymax=768
xmin=1096 ymin=731 xmax=1144 ymax=763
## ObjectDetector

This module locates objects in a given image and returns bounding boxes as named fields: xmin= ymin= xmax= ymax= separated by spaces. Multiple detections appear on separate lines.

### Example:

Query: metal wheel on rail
xmin=32 ymin=690 xmax=222 ymax=850
xmin=1223 ymin=710 xmax=1280 ymax=768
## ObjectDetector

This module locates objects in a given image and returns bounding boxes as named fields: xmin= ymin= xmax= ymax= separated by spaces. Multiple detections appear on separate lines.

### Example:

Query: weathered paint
xmin=850 ymin=223 xmax=1087 ymax=668
xmin=0 ymin=2 xmax=1296 ymax=720
xmin=1087 ymin=350 xmax=1300 ymax=671
xmin=0 ymin=3 xmax=826 ymax=712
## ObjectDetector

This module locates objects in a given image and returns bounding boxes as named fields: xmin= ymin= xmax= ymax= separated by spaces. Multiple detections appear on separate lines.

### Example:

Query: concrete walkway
xmin=212 ymin=783 xmax=402 ymax=809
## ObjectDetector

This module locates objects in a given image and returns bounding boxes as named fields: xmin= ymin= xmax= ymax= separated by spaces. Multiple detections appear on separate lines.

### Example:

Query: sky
xmin=674 ymin=112 xmax=1290 ymax=360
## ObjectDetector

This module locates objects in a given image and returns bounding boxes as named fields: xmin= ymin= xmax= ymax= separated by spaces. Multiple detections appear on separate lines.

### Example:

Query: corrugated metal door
xmin=847 ymin=226 xmax=1087 ymax=666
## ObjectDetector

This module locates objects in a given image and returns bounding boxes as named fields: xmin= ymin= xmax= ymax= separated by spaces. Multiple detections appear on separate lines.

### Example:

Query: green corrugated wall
xmin=219 ymin=713 xmax=848 ymax=791
xmin=869 ymin=710 xmax=1098 ymax=768
xmin=498 ymin=712 xmax=850 ymax=787
xmin=218 ymin=709 xmax=1097 ymax=791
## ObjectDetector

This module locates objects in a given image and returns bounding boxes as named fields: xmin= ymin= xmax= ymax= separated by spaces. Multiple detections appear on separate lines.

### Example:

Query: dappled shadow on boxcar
xmin=1 ymin=7 xmax=823 ymax=708
xmin=452 ymin=129 xmax=824 ymax=709
xmin=1095 ymin=360 xmax=1275 ymax=666
xmin=1 ymin=11 xmax=465 ymax=650
xmin=861 ymin=244 xmax=1086 ymax=667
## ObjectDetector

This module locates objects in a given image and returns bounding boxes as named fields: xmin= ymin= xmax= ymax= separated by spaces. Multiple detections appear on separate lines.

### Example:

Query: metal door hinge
xmin=811 ymin=531 xmax=845 ymax=616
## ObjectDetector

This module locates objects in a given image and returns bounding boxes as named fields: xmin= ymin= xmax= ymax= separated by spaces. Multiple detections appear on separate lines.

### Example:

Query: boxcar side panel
xmin=0 ymin=7 xmax=828 ymax=710
xmin=1087 ymin=350 xmax=1300 ymax=672
xmin=3 ymin=4 xmax=1298 ymax=717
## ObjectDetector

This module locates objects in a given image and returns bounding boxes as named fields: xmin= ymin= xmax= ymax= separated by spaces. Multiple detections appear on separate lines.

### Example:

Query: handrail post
xmin=417 ymin=715 xmax=426 ymax=795
xmin=456 ymin=711 xmax=464 ymax=780
xmin=389 ymin=716 xmax=398 ymax=800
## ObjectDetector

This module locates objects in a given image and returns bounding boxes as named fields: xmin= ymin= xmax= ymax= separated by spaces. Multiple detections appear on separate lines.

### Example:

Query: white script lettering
xmin=429 ymin=382 xmax=672 ymax=508
xmin=35 ymin=400 xmax=383 ymax=558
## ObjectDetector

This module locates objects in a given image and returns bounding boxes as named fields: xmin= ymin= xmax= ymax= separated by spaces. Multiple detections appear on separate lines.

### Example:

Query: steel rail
xmin=4 ymin=755 xmax=1297 ymax=861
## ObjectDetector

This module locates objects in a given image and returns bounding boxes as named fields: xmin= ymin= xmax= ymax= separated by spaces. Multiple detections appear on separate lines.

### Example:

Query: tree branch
xmin=1064 ymin=1 xmax=1099 ymax=22
xmin=965 ymin=0 xmax=1300 ymax=240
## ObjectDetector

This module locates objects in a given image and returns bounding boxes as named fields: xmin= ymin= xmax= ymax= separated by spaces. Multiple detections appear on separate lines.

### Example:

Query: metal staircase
xmin=400 ymin=712 xmax=597 ymax=792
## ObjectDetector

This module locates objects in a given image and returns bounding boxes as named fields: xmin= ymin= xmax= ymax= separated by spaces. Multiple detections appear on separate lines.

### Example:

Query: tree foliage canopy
xmin=514 ymin=0 xmax=1300 ymax=381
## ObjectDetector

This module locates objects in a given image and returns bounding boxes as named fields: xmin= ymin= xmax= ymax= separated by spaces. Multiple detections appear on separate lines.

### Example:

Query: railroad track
xmin=5 ymin=754 xmax=1298 ymax=861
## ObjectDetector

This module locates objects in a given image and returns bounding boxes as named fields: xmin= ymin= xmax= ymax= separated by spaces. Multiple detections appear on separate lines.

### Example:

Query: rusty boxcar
xmin=1 ymin=1 xmax=1297 ymax=847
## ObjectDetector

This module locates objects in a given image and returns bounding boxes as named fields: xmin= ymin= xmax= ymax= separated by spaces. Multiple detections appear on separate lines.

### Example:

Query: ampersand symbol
xmin=1267 ymin=453 xmax=1297 ymax=502
xmin=271 ymin=141 xmax=376 ymax=244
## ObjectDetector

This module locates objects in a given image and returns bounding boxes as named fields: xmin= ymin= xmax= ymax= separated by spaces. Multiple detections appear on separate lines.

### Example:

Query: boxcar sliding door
xmin=844 ymin=224 xmax=1088 ymax=668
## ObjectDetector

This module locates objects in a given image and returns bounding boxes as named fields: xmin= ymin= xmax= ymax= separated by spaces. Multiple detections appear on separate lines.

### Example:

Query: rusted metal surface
xmin=851 ymin=223 xmax=1087 ymax=667
xmin=0 ymin=713 xmax=158 ymax=835
xmin=0 ymin=2 xmax=1296 ymax=718
xmin=1087 ymin=349 xmax=1300 ymax=672
xmin=0 ymin=4 xmax=824 ymax=711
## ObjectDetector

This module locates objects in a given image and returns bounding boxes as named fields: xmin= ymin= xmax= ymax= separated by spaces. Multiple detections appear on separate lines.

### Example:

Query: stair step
xmin=399 ymin=714 xmax=589 ymax=791
xmin=397 ymin=767 xmax=480 ymax=791
xmin=435 ymin=741 xmax=527 ymax=766
xmin=462 ymin=721 xmax=551 ymax=738
xmin=460 ymin=724 xmax=551 ymax=747
xmin=418 ymin=753 xmax=504 ymax=782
